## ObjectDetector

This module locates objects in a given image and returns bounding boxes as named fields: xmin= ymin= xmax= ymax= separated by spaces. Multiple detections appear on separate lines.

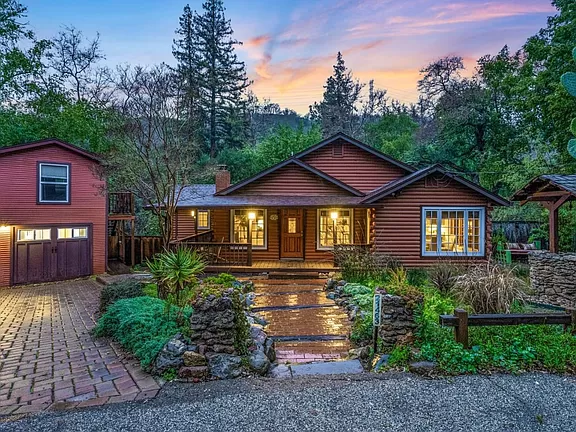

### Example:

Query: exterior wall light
xmin=0 ymin=224 xmax=10 ymax=232
xmin=191 ymin=210 xmax=196 ymax=217
xmin=248 ymin=211 xmax=256 ymax=220
xmin=330 ymin=211 xmax=339 ymax=220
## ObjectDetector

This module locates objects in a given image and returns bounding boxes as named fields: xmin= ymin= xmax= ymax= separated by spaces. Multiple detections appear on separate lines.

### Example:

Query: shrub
xmin=386 ymin=267 xmax=423 ymax=300
xmin=428 ymin=261 xmax=462 ymax=295
xmin=407 ymin=269 xmax=429 ymax=288
xmin=93 ymin=296 xmax=192 ymax=368
xmin=453 ymin=261 xmax=528 ymax=314
xmin=350 ymin=313 xmax=373 ymax=345
xmin=147 ymin=248 xmax=206 ymax=308
xmin=333 ymin=246 xmax=399 ymax=283
xmin=388 ymin=345 xmax=411 ymax=367
xmin=203 ymin=273 xmax=237 ymax=287
xmin=99 ymin=279 xmax=145 ymax=313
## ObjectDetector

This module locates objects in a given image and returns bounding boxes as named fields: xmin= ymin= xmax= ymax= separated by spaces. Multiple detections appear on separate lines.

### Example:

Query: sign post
xmin=372 ymin=293 xmax=382 ymax=353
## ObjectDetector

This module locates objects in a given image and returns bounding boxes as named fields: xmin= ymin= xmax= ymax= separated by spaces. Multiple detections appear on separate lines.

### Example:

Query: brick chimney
xmin=215 ymin=165 xmax=231 ymax=193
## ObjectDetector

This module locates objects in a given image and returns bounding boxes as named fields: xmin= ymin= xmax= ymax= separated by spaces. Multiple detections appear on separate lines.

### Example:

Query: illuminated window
xmin=197 ymin=210 xmax=210 ymax=230
xmin=231 ymin=209 xmax=266 ymax=249
xmin=318 ymin=209 xmax=352 ymax=249
xmin=422 ymin=208 xmax=485 ymax=256
xmin=17 ymin=229 xmax=51 ymax=241
xmin=58 ymin=227 xmax=88 ymax=239
xmin=39 ymin=163 xmax=69 ymax=203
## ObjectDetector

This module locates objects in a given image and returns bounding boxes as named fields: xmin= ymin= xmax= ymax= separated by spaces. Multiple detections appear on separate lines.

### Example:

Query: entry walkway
xmin=252 ymin=278 xmax=351 ymax=363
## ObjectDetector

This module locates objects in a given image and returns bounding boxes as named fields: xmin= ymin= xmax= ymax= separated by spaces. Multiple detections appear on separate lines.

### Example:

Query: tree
xmin=180 ymin=0 xmax=250 ymax=157
xmin=560 ymin=47 xmax=576 ymax=158
xmin=310 ymin=52 xmax=363 ymax=137
xmin=0 ymin=0 xmax=50 ymax=105
xmin=417 ymin=56 xmax=464 ymax=102
xmin=108 ymin=65 xmax=202 ymax=246
xmin=364 ymin=113 xmax=418 ymax=162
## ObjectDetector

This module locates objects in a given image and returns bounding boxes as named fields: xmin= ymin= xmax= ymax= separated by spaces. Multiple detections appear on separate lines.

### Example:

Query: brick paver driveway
xmin=0 ymin=280 xmax=160 ymax=416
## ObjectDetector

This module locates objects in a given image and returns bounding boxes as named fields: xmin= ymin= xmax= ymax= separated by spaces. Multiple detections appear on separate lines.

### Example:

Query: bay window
xmin=422 ymin=207 xmax=485 ymax=256
xmin=318 ymin=209 xmax=352 ymax=249
xmin=231 ymin=209 xmax=266 ymax=249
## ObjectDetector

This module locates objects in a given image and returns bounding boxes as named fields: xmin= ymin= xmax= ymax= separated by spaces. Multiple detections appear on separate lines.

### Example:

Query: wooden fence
xmin=175 ymin=242 xmax=253 ymax=266
xmin=440 ymin=308 xmax=576 ymax=348
xmin=109 ymin=235 xmax=163 ymax=266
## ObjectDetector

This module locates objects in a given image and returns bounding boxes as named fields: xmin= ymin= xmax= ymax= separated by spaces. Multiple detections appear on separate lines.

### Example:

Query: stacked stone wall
xmin=529 ymin=251 xmax=576 ymax=308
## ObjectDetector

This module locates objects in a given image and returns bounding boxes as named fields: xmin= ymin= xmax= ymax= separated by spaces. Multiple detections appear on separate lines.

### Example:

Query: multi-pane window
xmin=17 ymin=229 xmax=51 ymax=242
xmin=58 ymin=227 xmax=88 ymax=239
xmin=318 ymin=209 xmax=352 ymax=249
xmin=39 ymin=163 xmax=69 ymax=203
xmin=197 ymin=210 xmax=210 ymax=230
xmin=231 ymin=209 xmax=266 ymax=248
xmin=422 ymin=208 xmax=485 ymax=256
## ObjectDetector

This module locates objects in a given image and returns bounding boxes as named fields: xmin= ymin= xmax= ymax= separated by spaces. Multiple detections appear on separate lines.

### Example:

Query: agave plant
xmin=147 ymin=247 xmax=206 ymax=307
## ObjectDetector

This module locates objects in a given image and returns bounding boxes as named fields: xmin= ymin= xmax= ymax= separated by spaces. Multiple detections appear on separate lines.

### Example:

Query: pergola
xmin=512 ymin=175 xmax=576 ymax=253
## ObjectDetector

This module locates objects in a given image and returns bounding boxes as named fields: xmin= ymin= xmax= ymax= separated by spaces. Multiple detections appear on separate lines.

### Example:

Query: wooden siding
xmin=372 ymin=174 xmax=494 ymax=267
xmin=301 ymin=138 xmax=409 ymax=193
xmin=228 ymin=164 xmax=354 ymax=196
xmin=0 ymin=145 xmax=106 ymax=286
xmin=174 ymin=208 xmax=197 ymax=240
xmin=0 ymin=229 xmax=10 ymax=287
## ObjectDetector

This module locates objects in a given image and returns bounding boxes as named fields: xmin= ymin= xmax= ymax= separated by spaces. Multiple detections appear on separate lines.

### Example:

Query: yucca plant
xmin=147 ymin=247 xmax=206 ymax=309
xmin=453 ymin=261 xmax=528 ymax=314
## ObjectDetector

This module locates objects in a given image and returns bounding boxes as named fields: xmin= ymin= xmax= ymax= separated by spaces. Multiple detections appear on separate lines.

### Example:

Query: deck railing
xmin=175 ymin=242 xmax=253 ymax=266
xmin=109 ymin=192 xmax=135 ymax=216
xmin=173 ymin=230 xmax=215 ymax=243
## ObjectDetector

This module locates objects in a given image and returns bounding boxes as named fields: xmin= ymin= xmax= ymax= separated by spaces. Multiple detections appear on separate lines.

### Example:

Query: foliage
xmin=333 ymin=247 xmax=398 ymax=284
xmin=147 ymin=248 xmax=206 ymax=308
xmin=406 ymin=269 xmax=429 ymax=288
xmin=561 ymin=46 xmax=576 ymax=158
xmin=453 ymin=261 xmax=528 ymax=314
xmin=202 ymin=273 xmax=237 ymax=288
xmin=99 ymin=279 xmax=145 ymax=313
xmin=387 ymin=345 xmax=411 ymax=367
xmin=93 ymin=296 xmax=192 ymax=368
xmin=364 ymin=113 xmax=418 ymax=162
xmin=385 ymin=267 xmax=424 ymax=302
xmin=350 ymin=313 xmax=373 ymax=346
xmin=428 ymin=261 xmax=463 ymax=295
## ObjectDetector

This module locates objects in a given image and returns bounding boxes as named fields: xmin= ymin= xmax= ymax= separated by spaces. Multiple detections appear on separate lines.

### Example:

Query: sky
xmin=24 ymin=0 xmax=557 ymax=113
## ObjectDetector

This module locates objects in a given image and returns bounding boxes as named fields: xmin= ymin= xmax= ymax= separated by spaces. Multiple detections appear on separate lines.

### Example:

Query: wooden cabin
xmin=172 ymin=133 xmax=509 ymax=270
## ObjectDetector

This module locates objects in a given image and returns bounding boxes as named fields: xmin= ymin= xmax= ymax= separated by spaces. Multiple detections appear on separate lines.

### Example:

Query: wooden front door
xmin=281 ymin=209 xmax=304 ymax=259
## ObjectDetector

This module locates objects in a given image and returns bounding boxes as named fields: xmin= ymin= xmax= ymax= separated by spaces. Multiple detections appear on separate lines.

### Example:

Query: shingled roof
xmin=511 ymin=174 xmax=576 ymax=201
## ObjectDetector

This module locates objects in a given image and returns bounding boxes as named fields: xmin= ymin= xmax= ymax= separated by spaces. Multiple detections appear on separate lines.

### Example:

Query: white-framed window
xmin=317 ymin=209 xmax=353 ymax=250
xmin=39 ymin=163 xmax=69 ymax=203
xmin=58 ymin=227 xmax=88 ymax=239
xmin=197 ymin=210 xmax=210 ymax=230
xmin=422 ymin=207 xmax=485 ymax=256
xmin=17 ymin=229 xmax=51 ymax=242
xmin=230 ymin=209 xmax=267 ymax=249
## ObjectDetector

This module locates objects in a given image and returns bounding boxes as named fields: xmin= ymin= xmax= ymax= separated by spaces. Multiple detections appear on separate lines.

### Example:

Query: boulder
xmin=183 ymin=351 xmax=207 ymax=367
xmin=348 ymin=346 xmax=370 ymax=360
xmin=207 ymin=354 xmax=243 ymax=379
xmin=249 ymin=350 xmax=271 ymax=375
xmin=263 ymin=338 xmax=276 ymax=362
xmin=408 ymin=361 xmax=437 ymax=375
xmin=153 ymin=334 xmax=189 ymax=373
xmin=178 ymin=366 xmax=208 ymax=379
xmin=373 ymin=354 xmax=390 ymax=372
xmin=269 ymin=364 xmax=292 ymax=379
xmin=250 ymin=324 xmax=267 ymax=345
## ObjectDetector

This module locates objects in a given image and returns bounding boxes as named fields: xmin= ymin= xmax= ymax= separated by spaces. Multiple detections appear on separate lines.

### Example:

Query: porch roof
xmin=176 ymin=184 xmax=364 ymax=207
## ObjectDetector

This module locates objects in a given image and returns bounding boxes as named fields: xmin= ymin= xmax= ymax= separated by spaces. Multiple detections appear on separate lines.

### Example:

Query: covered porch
xmin=172 ymin=204 xmax=373 ymax=269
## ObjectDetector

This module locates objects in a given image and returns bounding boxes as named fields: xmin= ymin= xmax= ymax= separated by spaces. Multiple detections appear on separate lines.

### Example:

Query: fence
xmin=440 ymin=308 xmax=576 ymax=348
xmin=493 ymin=221 xmax=543 ymax=244
xmin=109 ymin=235 xmax=163 ymax=266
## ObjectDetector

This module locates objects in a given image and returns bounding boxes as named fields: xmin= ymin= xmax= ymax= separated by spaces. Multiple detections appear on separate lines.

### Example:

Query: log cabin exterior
xmin=173 ymin=133 xmax=509 ymax=269
xmin=0 ymin=139 xmax=107 ymax=286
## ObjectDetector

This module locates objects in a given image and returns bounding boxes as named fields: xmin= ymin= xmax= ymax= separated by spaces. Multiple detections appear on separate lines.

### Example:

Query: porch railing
xmin=174 ymin=241 xmax=253 ymax=266
xmin=173 ymin=230 xmax=215 ymax=243
xmin=109 ymin=192 xmax=135 ymax=216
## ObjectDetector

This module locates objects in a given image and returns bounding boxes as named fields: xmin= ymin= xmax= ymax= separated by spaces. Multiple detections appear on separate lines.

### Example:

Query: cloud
xmin=245 ymin=34 xmax=272 ymax=48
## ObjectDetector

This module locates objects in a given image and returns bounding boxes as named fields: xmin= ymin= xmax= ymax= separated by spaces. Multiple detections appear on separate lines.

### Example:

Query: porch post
xmin=549 ymin=205 xmax=558 ymax=254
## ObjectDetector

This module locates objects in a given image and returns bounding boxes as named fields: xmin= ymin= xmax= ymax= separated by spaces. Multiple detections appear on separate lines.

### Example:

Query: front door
xmin=281 ymin=209 xmax=304 ymax=259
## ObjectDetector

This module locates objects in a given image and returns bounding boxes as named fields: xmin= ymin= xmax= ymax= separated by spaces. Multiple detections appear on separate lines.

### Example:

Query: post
xmin=454 ymin=309 xmax=469 ymax=349
xmin=549 ymin=205 xmax=559 ymax=253
xmin=247 ymin=244 xmax=253 ymax=266
xmin=565 ymin=308 xmax=576 ymax=334
xmin=130 ymin=219 xmax=136 ymax=267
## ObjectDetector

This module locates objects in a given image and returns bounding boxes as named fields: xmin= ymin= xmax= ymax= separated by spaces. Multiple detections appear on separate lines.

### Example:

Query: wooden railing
xmin=173 ymin=230 xmax=215 ymax=243
xmin=175 ymin=242 xmax=253 ymax=266
xmin=440 ymin=308 xmax=576 ymax=348
xmin=109 ymin=192 xmax=135 ymax=216
xmin=109 ymin=235 xmax=163 ymax=266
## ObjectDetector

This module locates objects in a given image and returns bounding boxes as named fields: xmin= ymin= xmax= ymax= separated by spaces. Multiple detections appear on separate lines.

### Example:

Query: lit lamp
xmin=247 ymin=211 xmax=256 ymax=245
xmin=248 ymin=211 xmax=256 ymax=220
xmin=330 ymin=211 xmax=339 ymax=248
xmin=0 ymin=223 xmax=9 ymax=232
xmin=190 ymin=210 xmax=196 ymax=217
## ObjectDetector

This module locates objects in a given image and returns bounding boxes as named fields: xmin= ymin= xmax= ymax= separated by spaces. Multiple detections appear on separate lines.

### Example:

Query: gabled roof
xmin=293 ymin=132 xmax=416 ymax=173
xmin=362 ymin=164 xmax=510 ymax=206
xmin=0 ymin=139 xmax=101 ymax=163
xmin=216 ymin=157 xmax=364 ymax=197
xmin=512 ymin=174 xmax=576 ymax=201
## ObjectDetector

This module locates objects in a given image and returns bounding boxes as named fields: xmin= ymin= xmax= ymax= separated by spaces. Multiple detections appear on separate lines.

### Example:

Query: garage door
xmin=13 ymin=226 xmax=91 ymax=285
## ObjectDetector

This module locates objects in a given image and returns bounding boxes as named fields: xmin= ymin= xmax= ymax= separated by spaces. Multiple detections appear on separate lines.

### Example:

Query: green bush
xmin=388 ymin=345 xmax=411 ymax=367
xmin=99 ymin=279 xmax=145 ymax=313
xmin=203 ymin=273 xmax=237 ymax=287
xmin=350 ymin=313 xmax=373 ymax=345
xmin=93 ymin=297 xmax=192 ymax=368
xmin=428 ymin=261 xmax=462 ymax=295
xmin=407 ymin=269 xmax=429 ymax=288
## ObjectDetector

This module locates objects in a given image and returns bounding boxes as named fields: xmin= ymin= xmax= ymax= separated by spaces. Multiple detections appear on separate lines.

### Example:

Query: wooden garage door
xmin=13 ymin=226 xmax=91 ymax=285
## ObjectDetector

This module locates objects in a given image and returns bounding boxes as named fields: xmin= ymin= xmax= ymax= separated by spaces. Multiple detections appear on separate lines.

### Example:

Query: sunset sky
xmin=25 ymin=0 xmax=556 ymax=113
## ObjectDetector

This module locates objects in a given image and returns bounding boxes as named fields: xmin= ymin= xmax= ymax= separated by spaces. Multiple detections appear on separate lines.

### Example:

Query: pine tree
xmin=173 ymin=4 xmax=202 ymax=145
xmin=190 ymin=0 xmax=250 ymax=158
xmin=310 ymin=52 xmax=363 ymax=137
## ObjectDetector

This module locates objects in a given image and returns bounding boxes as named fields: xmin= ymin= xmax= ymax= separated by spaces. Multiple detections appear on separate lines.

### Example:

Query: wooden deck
xmin=205 ymin=260 xmax=338 ymax=274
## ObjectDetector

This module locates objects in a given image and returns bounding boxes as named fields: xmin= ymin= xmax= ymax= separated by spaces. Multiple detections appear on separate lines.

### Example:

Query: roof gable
xmin=294 ymin=132 xmax=416 ymax=173
xmin=216 ymin=158 xmax=363 ymax=197
xmin=0 ymin=139 xmax=100 ymax=163
xmin=512 ymin=174 xmax=576 ymax=201
xmin=362 ymin=164 xmax=510 ymax=206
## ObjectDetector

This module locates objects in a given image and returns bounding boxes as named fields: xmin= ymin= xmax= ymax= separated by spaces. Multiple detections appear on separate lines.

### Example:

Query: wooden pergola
xmin=511 ymin=175 xmax=576 ymax=253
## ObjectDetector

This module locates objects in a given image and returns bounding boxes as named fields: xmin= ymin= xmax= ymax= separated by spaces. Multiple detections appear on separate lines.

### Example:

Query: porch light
xmin=330 ymin=211 xmax=339 ymax=220
xmin=190 ymin=210 xmax=196 ymax=217
xmin=248 ymin=211 xmax=256 ymax=220
xmin=0 ymin=224 xmax=9 ymax=232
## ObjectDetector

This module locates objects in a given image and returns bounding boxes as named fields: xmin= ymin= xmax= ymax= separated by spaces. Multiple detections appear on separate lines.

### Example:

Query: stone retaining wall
xmin=528 ymin=251 xmax=576 ymax=308
xmin=378 ymin=293 xmax=420 ymax=348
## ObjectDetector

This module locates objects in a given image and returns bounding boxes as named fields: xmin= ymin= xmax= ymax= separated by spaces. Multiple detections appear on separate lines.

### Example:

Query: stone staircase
xmin=252 ymin=278 xmax=351 ymax=363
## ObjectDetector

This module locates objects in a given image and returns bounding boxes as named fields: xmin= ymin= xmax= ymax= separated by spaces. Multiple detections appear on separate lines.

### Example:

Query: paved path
xmin=0 ymin=280 xmax=160 ymax=416
xmin=253 ymin=278 xmax=351 ymax=363
xmin=2 ymin=373 xmax=575 ymax=431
